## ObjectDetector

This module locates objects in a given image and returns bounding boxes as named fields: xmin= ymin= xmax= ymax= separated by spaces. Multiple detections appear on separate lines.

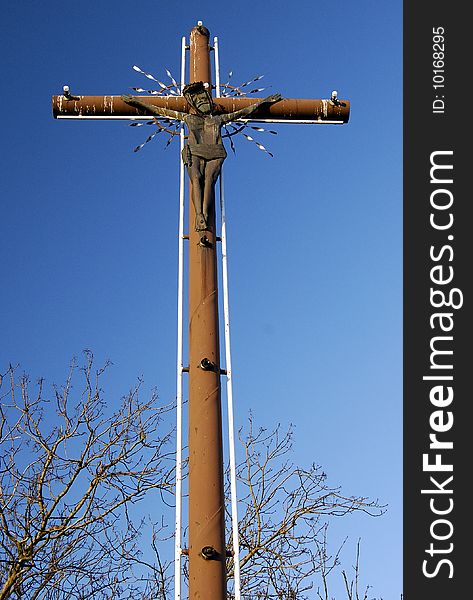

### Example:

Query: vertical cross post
xmin=187 ymin=24 xmax=227 ymax=600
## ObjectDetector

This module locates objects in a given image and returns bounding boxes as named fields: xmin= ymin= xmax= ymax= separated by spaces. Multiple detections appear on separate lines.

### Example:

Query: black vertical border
xmin=404 ymin=2 xmax=468 ymax=598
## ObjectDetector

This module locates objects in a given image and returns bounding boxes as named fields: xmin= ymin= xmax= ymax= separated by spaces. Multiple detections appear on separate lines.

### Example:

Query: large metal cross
xmin=52 ymin=22 xmax=349 ymax=600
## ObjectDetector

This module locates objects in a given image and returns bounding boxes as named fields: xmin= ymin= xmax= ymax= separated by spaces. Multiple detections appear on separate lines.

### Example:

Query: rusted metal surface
xmin=52 ymin=94 xmax=350 ymax=122
xmin=189 ymin=22 xmax=212 ymax=84
xmin=187 ymin=23 xmax=227 ymax=600
xmin=52 ymin=95 xmax=187 ymax=118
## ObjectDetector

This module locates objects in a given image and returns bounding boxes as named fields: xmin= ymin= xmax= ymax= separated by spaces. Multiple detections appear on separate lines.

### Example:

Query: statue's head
xmin=183 ymin=82 xmax=214 ymax=115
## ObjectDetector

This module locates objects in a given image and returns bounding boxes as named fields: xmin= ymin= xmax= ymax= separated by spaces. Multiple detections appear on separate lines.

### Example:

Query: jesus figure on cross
xmin=122 ymin=83 xmax=281 ymax=231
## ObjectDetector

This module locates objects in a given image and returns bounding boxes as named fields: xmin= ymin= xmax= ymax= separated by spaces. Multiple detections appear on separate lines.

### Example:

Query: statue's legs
xmin=187 ymin=158 xmax=206 ymax=230
xmin=187 ymin=157 xmax=224 ymax=231
xmin=203 ymin=158 xmax=224 ymax=226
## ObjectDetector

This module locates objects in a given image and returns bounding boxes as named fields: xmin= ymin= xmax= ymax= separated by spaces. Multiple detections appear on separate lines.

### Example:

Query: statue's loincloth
xmin=182 ymin=143 xmax=227 ymax=165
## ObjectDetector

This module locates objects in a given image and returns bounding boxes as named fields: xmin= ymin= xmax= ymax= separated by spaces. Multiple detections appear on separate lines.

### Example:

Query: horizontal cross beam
xmin=52 ymin=95 xmax=350 ymax=123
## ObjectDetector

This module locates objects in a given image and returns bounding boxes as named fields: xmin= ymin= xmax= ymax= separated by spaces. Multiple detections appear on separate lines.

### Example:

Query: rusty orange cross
xmin=52 ymin=22 xmax=349 ymax=600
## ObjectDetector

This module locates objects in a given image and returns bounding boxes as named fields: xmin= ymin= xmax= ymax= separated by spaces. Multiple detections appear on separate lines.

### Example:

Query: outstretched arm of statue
xmin=121 ymin=95 xmax=187 ymax=121
xmin=221 ymin=93 xmax=282 ymax=123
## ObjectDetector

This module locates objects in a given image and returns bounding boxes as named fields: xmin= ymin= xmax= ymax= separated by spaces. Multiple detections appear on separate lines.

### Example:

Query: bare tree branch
xmin=222 ymin=416 xmax=385 ymax=600
xmin=0 ymin=353 xmax=174 ymax=599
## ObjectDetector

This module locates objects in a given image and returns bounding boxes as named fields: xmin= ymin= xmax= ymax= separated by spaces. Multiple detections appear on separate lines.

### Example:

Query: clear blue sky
xmin=1 ymin=1 xmax=402 ymax=597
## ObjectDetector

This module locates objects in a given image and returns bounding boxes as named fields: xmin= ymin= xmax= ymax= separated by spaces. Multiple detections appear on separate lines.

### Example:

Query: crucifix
xmin=52 ymin=21 xmax=349 ymax=600
xmin=121 ymin=85 xmax=281 ymax=231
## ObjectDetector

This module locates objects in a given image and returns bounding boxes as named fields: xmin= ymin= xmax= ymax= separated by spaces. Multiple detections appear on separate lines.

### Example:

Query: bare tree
xmin=225 ymin=417 xmax=384 ymax=599
xmin=1 ymin=357 xmax=386 ymax=599
xmin=136 ymin=416 xmax=385 ymax=600
xmin=0 ymin=353 xmax=174 ymax=600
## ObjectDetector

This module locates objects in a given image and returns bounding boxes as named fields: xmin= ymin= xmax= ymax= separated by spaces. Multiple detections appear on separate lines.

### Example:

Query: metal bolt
xmin=201 ymin=546 xmax=218 ymax=560
xmin=199 ymin=358 xmax=216 ymax=371
xmin=198 ymin=235 xmax=213 ymax=248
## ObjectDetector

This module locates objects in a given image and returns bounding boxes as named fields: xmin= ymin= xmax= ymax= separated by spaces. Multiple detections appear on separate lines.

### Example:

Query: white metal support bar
xmin=174 ymin=34 xmax=187 ymax=600
xmin=56 ymin=116 xmax=344 ymax=124
xmin=214 ymin=35 xmax=242 ymax=600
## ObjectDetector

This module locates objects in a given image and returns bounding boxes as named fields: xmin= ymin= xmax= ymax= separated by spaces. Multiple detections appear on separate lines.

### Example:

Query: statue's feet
xmin=195 ymin=212 xmax=207 ymax=231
